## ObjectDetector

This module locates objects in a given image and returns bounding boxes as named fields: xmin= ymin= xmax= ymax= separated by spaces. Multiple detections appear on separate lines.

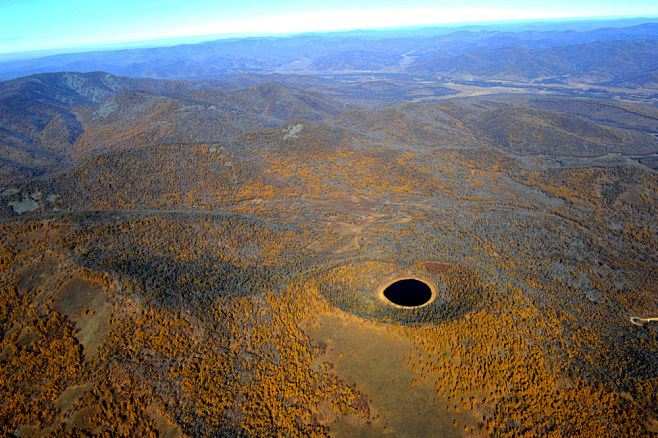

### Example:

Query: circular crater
xmin=379 ymin=277 xmax=436 ymax=309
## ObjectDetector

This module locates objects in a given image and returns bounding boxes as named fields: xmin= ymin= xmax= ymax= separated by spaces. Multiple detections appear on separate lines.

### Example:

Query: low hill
xmin=332 ymin=98 xmax=658 ymax=157
xmin=0 ymin=72 xmax=349 ymax=184
xmin=409 ymin=39 xmax=658 ymax=85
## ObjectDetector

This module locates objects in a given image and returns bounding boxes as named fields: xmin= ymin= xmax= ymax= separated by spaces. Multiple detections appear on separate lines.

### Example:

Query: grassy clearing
xmin=52 ymin=273 xmax=111 ymax=359
xmin=306 ymin=311 xmax=477 ymax=437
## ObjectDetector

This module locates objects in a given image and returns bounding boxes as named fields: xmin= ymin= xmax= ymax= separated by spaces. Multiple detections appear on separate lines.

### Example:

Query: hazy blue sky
xmin=1 ymin=0 xmax=657 ymax=56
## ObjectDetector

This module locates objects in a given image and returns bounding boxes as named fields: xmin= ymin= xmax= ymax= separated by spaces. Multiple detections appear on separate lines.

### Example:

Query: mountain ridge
xmin=1 ymin=20 xmax=657 ymax=82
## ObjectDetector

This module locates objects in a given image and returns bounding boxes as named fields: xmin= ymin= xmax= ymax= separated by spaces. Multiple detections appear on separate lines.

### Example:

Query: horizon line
xmin=1 ymin=13 xmax=656 ymax=62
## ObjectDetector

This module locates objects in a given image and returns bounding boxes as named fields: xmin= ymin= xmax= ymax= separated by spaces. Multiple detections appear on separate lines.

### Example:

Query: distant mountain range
xmin=1 ymin=20 xmax=657 ymax=85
